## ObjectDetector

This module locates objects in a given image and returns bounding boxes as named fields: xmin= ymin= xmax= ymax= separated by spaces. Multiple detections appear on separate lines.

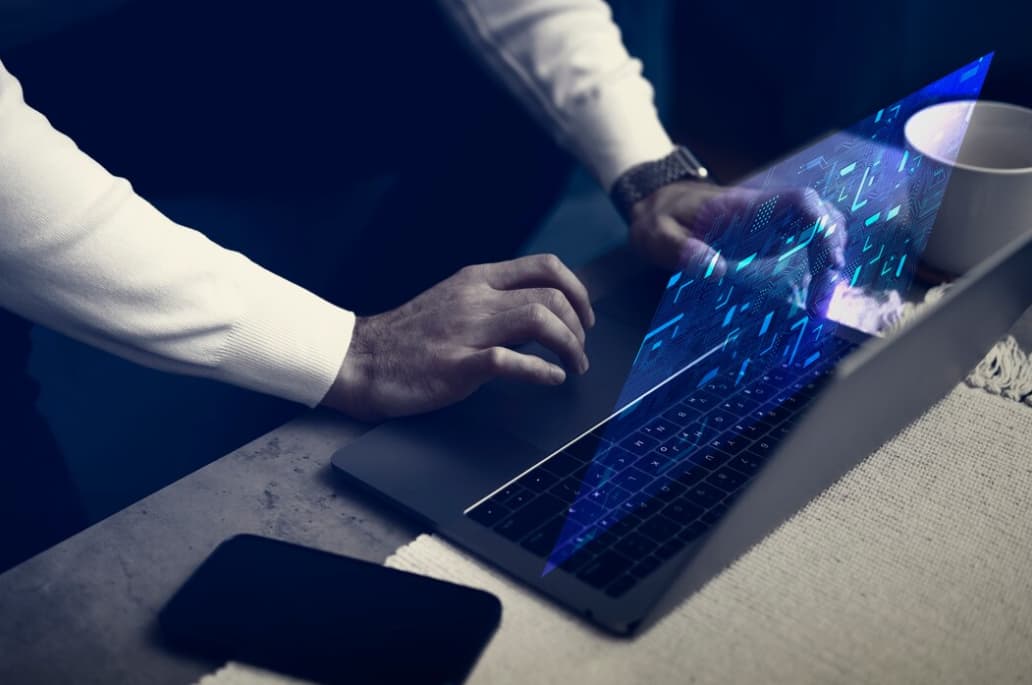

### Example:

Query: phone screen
xmin=158 ymin=535 xmax=500 ymax=685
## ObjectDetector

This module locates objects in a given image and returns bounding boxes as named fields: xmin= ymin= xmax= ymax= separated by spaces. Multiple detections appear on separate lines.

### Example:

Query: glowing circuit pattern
xmin=539 ymin=54 xmax=993 ymax=575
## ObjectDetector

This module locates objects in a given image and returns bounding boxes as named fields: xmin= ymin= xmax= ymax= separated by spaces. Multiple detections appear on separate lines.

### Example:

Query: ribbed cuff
xmin=217 ymin=254 xmax=356 ymax=407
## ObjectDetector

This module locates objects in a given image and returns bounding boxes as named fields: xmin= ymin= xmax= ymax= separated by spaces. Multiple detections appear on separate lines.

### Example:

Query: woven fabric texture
xmin=386 ymin=384 xmax=1032 ymax=684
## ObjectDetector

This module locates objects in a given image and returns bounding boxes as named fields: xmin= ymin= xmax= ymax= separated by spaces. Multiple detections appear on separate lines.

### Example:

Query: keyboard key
xmin=669 ymin=463 xmax=708 ymax=486
xmin=468 ymin=500 xmax=510 ymax=527
xmin=678 ymin=520 xmax=710 ymax=543
xmin=493 ymin=493 xmax=566 ymax=541
xmin=749 ymin=438 xmax=777 ymax=458
xmin=520 ymin=516 xmax=565 ymax=556
xmin=730 ymin=420 xmax=769 ymax=442
xmin=748 ymin=381 xmax=779 ymax=403
xmin=662 ymin=499 xmax=704 ymax=524
xmin=583 ymin=484 xmax=612 ymax=508
xmin=701 ymin=504 xmax=730 ymax=526
xmin=611 ymin=466 xmax=651 ymax=492
xmin=763 ymin=366 xmax=793 ymax=386
xmin=598 ymin=514 xmax=638 ymax=538
xmin=654 ymin=438 xmax=688 ymax=462
xmin=580 ymin=530 xmax=620 ymax=559
xmin=683 ymin=483 xmax=723 ymax=509
xmin=605 ymin=485 xmax=632 ymax=508
xmin=558 ymin=544 xmax=597 ymax=574
xmin=505 ymin=489 xmax=534 ymax=509
xmin=517 ymin=468 xmax=558 ymax=492
xmin=703 ymin=377 xmax=734 ymax=396
xmin=721 ymin=396 xmax=759 ymax=416
xmin=709 ymin=433 xmax=748 ymax=455
xmin=722 ymin=489 xmax=743 ymax=506
xmin=566 ymin=498 xmax=604 ymax=525
xmin=770 ymin=422 xmax=795 ymax=441
xmin=777 ymin=392 xmax=808 ymax=413
xmin=620 ymin=433 xmax=659 ymax=456
xmin=550 ymin=477 xmax=584 ymax=503
xmin=678 ymin=422 xmax=719 ymax=447
xmin=634 ymin=453 xmax=676 ymax=477
xmin=729 ymin=453 xmax=762 ymax=475
xmin=496 ymin=483 xmax=527 ymax=504
xmin=756 ymin=403 xmax=792 ymax=425
xmin=630 ymin=555 xmax=663 ymax=579
xmin=654 ymin=478 xmax=686 ymax=502
xmin=640 ymin=418 xmax=676 ymax=440
xmin=597 ymin=446 xmax=636 ymax=471
xmin=638 ymin=514 xmax=681 ymax=542
xmin=580 ymin=465 xmax=618 ymax=489
xmin=605 ymin=574 xmax=638 ymax=597
xmin=614 ymin=532 xmax=658 ymax=560
xmin=577 ymin=550 xmax=633 ymax=588
xmin=653 ymin=537 xmax=687 ymax=560
xmin=662 ymin=403 xmax=699 ymax=426
xmin=639 ymin=492 xmax=669 ymax=517
xmin=690 ymin=448 xmax=732 ymax=470
xmin=707 ymin=466 xmax=748 ymax=492
xmin=705 ymin=408 xmax=738 ymax=431
xmin=681 ymin=391 xmax=719 ymax=412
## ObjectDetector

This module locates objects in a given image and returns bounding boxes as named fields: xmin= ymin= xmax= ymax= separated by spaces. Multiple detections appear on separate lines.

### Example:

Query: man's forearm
xmin=0 ymin=61 xmax=354 ymax=407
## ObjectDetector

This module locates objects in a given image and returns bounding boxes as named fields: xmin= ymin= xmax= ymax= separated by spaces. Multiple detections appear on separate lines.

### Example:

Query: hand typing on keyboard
xmin=629 ymin=181 xmax=847 ymax=319
xmin=323 ymin=254 xmax=595 ymax=420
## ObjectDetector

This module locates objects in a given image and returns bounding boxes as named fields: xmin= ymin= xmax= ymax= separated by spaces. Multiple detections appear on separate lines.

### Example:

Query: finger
xmin=806 ymin=268 xmax=843 ymax=319
xmin=465 ymin=346 xmax=566 ymax=386
xmin=673 ymin=218 xmax=728 ymax=278
xmin=812 ymin=202 xmax=848 ymax=270
xmin=495 ymin=287 xmax=585 ymax=345
xmin=481 ymin=254 xmax=595 ymax=329
xmin=485 ymin=303 xmax=589 ymax=374
xmin=633 ymin=215 xmax=691 ymax=271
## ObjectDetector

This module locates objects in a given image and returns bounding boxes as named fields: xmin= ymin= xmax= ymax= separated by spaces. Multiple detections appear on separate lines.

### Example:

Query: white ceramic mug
xmin=904 ymin=100 xmax=1032 ymax=276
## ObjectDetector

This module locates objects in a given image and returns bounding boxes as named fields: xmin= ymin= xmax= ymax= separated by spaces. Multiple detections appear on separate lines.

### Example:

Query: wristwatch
xmin=609 ymin=145 xmax=711 ymax=221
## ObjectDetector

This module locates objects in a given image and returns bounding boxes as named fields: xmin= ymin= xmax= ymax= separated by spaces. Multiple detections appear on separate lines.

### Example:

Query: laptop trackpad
xmin=455 ymin=311 xmax=644 ymax=453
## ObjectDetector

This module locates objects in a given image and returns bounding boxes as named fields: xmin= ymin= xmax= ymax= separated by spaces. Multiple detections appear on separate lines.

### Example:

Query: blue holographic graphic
xmin=540 ymin=54 xmax=993 ymax=575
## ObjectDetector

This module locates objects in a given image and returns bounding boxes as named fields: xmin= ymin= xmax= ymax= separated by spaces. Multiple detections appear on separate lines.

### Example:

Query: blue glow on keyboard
xmin=538 ymin=55 xmax=993 ymax=578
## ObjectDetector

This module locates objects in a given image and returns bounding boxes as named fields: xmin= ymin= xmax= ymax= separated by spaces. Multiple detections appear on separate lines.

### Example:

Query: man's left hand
xmin=627 ymin=180 xmax=848 ymax=318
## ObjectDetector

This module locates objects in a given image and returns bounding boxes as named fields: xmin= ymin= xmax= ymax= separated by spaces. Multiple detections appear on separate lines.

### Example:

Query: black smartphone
xmin=158 ymin=535 xmax=501 ymax=685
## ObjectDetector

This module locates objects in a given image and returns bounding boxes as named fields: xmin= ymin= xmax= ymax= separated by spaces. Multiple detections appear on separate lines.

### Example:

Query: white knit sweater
xmin=0 ymin=0 xmax=673 ymax=407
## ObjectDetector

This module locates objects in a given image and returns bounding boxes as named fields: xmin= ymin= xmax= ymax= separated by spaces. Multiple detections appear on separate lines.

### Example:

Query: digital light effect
xmin=538 ymin=55 xmax=993 ymax=577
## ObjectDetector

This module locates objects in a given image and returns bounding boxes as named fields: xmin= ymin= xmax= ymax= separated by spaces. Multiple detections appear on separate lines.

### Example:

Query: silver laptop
xmin=332 ymin=54 xmax=1030 ymax=635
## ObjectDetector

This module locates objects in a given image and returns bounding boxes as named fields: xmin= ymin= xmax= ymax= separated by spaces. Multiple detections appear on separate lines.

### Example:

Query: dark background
xmin=0 ymin=0 xmax=1027 ymax=537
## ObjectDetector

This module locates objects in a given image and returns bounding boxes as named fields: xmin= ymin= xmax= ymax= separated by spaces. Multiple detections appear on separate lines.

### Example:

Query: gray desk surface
xmin=1 ymin=250 xmax=1030 ymax=685
xmin=0 ymin=251 xmax=645 ymax=685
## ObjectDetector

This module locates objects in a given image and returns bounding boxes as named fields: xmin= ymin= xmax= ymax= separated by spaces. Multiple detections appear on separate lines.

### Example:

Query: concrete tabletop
xmin=0 ymin=249 xmax=648 ymax=685
xmin=1 ymin=247 xmax=1029 ymax=685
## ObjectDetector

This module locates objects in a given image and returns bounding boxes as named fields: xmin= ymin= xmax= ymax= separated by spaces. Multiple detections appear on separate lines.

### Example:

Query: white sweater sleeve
xmin=438 ymin=0 xmax=675 ymax=191
xmin=0 ymin=62 xmax=354 ymax=407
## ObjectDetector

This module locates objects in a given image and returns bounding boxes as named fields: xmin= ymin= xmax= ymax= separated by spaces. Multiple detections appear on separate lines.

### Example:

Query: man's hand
xmin=322 ymin=254 xmax=595 ymax=421
xmin=628 ymin=180 xmax=847 ymax=317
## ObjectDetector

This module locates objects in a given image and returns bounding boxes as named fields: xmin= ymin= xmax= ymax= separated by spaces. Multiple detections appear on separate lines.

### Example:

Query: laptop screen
xmin=538 ymin=54 xmax=993 ymax=578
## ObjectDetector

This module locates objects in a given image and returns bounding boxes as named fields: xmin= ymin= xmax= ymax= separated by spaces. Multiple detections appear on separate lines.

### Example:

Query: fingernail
xmin=580 ymin=355 xmax=590 ymax=374
xmin=551 ymin=366 xmax=567 ymax=384
xmin=589 ymin=308 xmax=597 ymax=328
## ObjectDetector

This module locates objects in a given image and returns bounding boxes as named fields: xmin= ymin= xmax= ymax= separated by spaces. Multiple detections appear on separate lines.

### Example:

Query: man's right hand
xmin=322 ymin=254 xmax=595 ymax=421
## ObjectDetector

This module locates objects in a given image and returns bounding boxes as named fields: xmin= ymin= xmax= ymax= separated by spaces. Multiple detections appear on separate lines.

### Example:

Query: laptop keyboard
xmin=467 ymin=335 xmax=858 ymax=598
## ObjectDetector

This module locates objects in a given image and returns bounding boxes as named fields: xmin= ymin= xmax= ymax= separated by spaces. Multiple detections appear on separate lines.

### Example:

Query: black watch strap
xmin=610 ymin=145 xmax=711 ymax=221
